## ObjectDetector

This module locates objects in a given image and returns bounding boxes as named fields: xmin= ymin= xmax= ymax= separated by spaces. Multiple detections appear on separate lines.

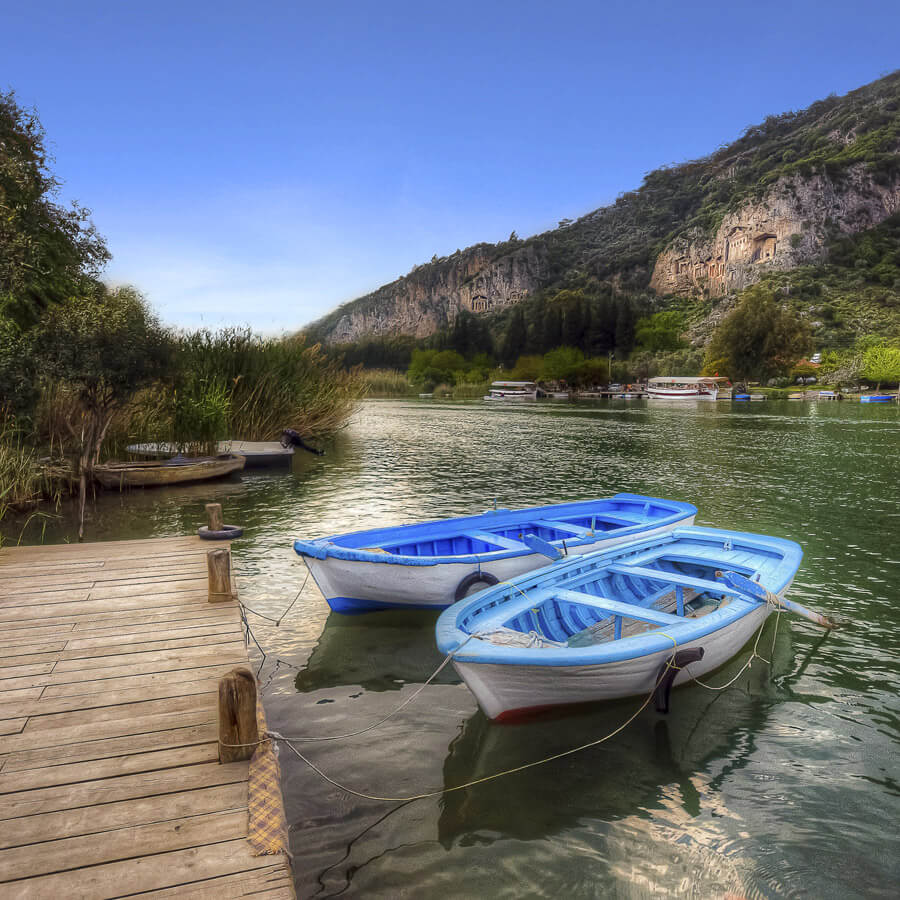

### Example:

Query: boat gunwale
xmin=293 ymin=494 xmax=697 ymax=567
xmin=435 ymin=526 xmax=802 ymax=667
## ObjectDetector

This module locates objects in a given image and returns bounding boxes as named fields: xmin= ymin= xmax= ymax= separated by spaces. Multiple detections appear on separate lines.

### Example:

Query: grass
xmin=358 ymin=369 xmax=417 ymax=397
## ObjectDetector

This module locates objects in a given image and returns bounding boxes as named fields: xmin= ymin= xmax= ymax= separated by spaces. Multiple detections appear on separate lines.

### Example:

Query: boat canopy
xmin=490 ymin=381 xmax=537 ymax=389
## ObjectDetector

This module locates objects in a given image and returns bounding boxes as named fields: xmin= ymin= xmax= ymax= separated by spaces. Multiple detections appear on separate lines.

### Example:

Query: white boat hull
xmin=304 ymin=518 xmax=693 ymax=612
xmin=453 ymin=600 xmax=772 ymax=720
xmin=646 ymin=387 xmax=717 ymax=400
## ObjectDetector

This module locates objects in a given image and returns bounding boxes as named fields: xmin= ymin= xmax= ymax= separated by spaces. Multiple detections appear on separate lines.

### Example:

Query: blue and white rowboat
xmin=293 ymin=494 xmax=696 ymax=613
xmin=436 ymin=526 xmax=803 ymax=720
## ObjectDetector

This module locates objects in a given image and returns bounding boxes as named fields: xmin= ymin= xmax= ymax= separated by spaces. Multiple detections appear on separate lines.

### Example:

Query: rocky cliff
xmin=650 ymin=166 xmax=900 ymax=297
xmin=316 ymin=242 xmax=548 ymax=343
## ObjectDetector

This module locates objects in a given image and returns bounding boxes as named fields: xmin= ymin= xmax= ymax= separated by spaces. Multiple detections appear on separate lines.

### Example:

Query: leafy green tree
xmin=500 ymin=307 xmax=527 ymax=367
xmin=0 ymin=91 xmax=109 ymax=327
xmin=704 ymin=286 xmax=811 ymax=381
xmin=35 ymin=285 xmax=169 ymax=535
xmin=634 ymin=310 xmax=686 ymax=353
xmin=0 ymin=319 xmax=37 ymax=419
xmin=541 ymin=346 xmax=584 ymax=382
xmin=614 ymin=301 xmax=636 ymax=352
xmin=861 ymin=344 xmax=900 ymax=388
xmin=510 ymin=355 xmax=542 ymax=381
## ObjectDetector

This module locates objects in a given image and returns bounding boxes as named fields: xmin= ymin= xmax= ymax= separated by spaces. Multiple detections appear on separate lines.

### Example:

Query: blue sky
xmin=2 ymin=1 xmax=898 ymax=331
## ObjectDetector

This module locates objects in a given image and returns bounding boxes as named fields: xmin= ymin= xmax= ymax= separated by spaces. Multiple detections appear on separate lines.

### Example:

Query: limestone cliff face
xmin=321 ymin=243 xmax=548 ymax=343
xmin=650 ymin=166 xmax=900 ymax=296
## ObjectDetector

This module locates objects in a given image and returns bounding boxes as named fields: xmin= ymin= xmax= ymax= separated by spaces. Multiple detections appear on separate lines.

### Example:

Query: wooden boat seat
xmin=554 ymin=589 xmax=683 ymax=626
xmin=463 ymin=531 xmax=530 ymax=552
xmin=531 ymin=519 xmax=593 ymax=537
xmin=606 ymin=563 xmax=736 ymax=598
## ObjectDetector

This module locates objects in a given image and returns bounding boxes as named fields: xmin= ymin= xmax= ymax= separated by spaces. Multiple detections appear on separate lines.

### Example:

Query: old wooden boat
xmin=293 ymin=494 xmax=696 ymax=613
xmin=94 ymin=454 xmax=246 ymax=489
xmin=127 ymin=440 xmax=294 ymax=468
xmin=860 ymin=394 xmax=895 ymax=403
xmin=435 ymin=526 xmax=804 ymax=720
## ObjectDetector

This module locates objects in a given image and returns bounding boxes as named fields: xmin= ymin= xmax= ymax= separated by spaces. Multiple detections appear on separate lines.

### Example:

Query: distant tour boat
xmin=483 ymin=381 xmax=538 ymax=401
xmin=436 ymin=526 xmax=805 ymax=721
xmin=294 ymin=494 xmax=697 ymax=613
xmin=94 ymin=454 xmax=246 ymax=490
xmin=646 ymin=376 xmax=731 ymax=400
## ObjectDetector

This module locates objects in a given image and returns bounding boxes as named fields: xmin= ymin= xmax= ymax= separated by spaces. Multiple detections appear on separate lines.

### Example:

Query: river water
xmin=6 ymin=398 xmax=899 ymax=898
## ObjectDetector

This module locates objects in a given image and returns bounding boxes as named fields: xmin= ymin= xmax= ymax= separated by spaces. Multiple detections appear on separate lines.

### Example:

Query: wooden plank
xmin=0 ymin=741 xmax=217 ymax=787
xmin=0 ymin=592 xmax=214 ymax=624
xmin=0 ymin=839 xmax=283 ymax=899
xmin=6 ymin=682 xmax=218 ymax=722
xmin=0 ymin=783 xmax=248 ymax=850
xmin=138 ymin=866 xmax=295 ymax=899
xmin=0 ymin=719 xmax=27 ymax=736
xmin=0 ymin=761 xmax=248 ymax=819
xmin=0 ymin=808 xmax=249 ymax=881
xmin=0 ymin=708 xmax=215 ymax=755
xmin=52 ymin=641 xmax=247 ymax=674
xmin=26 ymin=664 xmax=240 ymax=698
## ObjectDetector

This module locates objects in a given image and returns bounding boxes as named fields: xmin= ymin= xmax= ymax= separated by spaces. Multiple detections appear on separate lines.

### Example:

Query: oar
xmin=717 ymin=570 xmax=839 ymax=630
xmin=522 ymin=533 xmax=564 ymax=561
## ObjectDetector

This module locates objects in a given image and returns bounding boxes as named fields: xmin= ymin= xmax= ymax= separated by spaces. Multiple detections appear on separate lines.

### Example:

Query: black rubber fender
xmin=454 ymin=570 xmax=499 ymax=602
xmin=198 ymin=524 xmax=244 ymax=540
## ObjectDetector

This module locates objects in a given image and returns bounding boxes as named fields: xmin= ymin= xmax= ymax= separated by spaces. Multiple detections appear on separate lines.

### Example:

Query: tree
xmin=500 ymin=307 xmax=527 ymax=367
xmin=861 ymin=344 xmax=900 ymax=389
xmin=541 ymin=346 xmax=584 ymax=383
xmin=634 ymin=310 xmax=685 ymax=353
xmin=704 ymin=286 xmax=811 ymax=381
xmin=0 ymin=91 xmax=109 ymax=327
xmin=0 ymin=319 xmax=37 ymax=419
xmin=35 ymin=285 xmax=169 ymax=536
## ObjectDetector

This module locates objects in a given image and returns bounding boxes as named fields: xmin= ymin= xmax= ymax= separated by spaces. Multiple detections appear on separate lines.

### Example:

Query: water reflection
xmin=295 ymin=609 xmax=459 ymax=694
xmin=437 ymin=618 xmax=793 ymax=848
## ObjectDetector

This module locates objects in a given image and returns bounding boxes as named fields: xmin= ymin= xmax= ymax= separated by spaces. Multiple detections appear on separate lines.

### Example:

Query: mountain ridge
xmin=305 ymin=71 xmax=900 ymax=347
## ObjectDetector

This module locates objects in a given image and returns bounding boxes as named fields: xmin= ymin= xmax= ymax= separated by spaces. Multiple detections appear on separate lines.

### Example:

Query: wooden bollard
xmin=207 ymin=547 xmax=233 ymax=602
xmin=206 ymin=502 xmax=224 ymax=532
xmin=218 ymin=667 xmax=259 ymax=763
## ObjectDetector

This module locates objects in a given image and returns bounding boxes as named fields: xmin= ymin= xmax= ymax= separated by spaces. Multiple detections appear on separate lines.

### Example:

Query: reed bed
xmin=358 ymin=369 xmax=416 ymax=397
xmin=167 ymin=328 xmax=364 ymax=441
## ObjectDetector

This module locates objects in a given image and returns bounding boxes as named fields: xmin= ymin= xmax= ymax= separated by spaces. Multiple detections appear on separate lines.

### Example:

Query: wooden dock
xmin=0 ymin=536 xmax=294 ymax=899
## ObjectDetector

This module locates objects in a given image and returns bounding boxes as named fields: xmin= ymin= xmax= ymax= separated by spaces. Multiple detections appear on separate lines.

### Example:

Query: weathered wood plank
xmin=0 ymin=741 xmax=218 ymax=787
xmin=0 ymin=761 xmax=248 ymax=819
xmin=7 ymin=684 xmax=217 ymax=723
xmin=0 ymin=783 xmax=248 ymax=850
xmin=0 ymin=838 xmax=282 ymax=900
xmin=0 ymin=719 xmax=27 ymax=736
xmin=0 ymin=808 xmax=249 ymax=881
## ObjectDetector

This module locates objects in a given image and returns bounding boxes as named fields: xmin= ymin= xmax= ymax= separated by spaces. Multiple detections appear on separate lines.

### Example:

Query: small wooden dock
xmin=0 ymin=535 xmax=294 ymax=899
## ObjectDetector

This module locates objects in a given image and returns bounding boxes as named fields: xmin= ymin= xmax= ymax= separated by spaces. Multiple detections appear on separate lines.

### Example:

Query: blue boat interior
xmin=455 ymin=530 xmax=794 ymax=648
xmin=308 ymin=495 xmax=691 ymax=560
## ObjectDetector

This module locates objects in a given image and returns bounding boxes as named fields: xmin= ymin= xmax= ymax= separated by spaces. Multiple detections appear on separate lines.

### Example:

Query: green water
xmin=7 ymin=398 xmax=899 ymax=898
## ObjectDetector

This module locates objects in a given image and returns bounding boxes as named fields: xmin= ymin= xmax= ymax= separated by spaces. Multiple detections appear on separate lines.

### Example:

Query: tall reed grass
xmin=358 ymin=369 xmax=416 ymax=397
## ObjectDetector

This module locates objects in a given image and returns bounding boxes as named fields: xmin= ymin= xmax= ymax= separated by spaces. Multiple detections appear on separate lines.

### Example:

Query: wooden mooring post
xmin=207 ymin=547 xmax=234 ymax=602
xmin=206 ymin=501 xmax=224 ymax=532
xmin=218 ymin=667 xmax=260 ymax=762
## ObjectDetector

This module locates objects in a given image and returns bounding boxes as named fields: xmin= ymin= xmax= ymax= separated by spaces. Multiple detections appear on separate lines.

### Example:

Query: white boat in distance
xmin=646 ymin=376 xmax=731 ymax=400
xmin=484 ymin=381 xmax=538 ymax=401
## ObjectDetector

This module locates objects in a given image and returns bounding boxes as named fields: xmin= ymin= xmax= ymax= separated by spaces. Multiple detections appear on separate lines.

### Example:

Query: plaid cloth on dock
xmin=248 ymin=700 xmax=290 ymax=856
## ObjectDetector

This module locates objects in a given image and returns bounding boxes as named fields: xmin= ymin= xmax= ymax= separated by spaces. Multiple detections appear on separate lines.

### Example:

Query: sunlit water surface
xmin=7 ymin=398 xmax=899 ymax=898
